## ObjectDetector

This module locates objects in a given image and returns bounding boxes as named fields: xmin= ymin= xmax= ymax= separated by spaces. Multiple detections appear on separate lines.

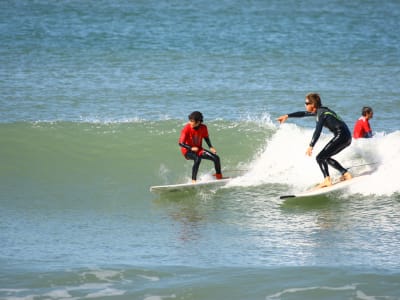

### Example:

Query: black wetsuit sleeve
xmin=204 ymin=137 xmax=213 ymax=148
xmin=309 ymin=115 xmax=325 ymax=147
xmin=179 ymin=142 xmax=192 ymax=150
xmin=287 ymin=111 xmax=315 ymax=118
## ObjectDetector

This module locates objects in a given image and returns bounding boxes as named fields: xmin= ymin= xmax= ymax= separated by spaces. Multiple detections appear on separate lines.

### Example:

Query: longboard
xmin=280 ymin=175 xmax=369 ymax=199
xmin=150 ymin=178 xmax=231 ymax=193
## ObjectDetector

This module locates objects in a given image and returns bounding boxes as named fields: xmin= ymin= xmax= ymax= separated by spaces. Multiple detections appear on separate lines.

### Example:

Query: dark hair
xmin=188 ymin=111 xmax=203 ymax=122
xmin=361 ymin=106 xmax=373 ymax=116
xmin=305 ymin=93 xmax=322 ymax=108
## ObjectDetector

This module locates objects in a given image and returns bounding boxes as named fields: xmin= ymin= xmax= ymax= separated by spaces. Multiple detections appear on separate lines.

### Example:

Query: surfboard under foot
xmin=150 ymin=178 xmax=231 ymax=193
xmin=280 ymin=175 xmax=369 ymax=199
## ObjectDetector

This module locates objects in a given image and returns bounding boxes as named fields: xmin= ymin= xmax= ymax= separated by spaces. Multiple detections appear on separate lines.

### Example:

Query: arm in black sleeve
xmin=179 ymin=142 xmax=192 ymax=150
xmin=287 ymin=111 xmax=315 ymax=118
xmin=309 ymin=114 xmax=325 ymax=147
xmin=204 ymin=137 xmax=213 ymax=148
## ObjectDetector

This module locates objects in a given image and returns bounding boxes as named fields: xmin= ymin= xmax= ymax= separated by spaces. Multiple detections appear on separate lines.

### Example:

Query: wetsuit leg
xmin=200 ymin=150 xmax=222 ymax=175
xmin=316 ymin=129 xmax=351 ymax=177
xmin=185 ymin=151 xmax=202 ymax=180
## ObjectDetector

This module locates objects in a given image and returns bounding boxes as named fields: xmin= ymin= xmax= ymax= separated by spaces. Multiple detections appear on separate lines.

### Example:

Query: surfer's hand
xmin=306 ymin=146 xmax=313 ymax=156
xmin=277 ymin=115 xmax=288 ymax=124
xmin=192 ymin=146 xmax=199 ymax=152
xmin=210 ymin=147 xmax=217 ymax=154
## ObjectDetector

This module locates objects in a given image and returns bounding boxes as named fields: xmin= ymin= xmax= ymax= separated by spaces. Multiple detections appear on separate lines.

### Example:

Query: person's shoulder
xmin=319 ymin=106 xmax=330 ymax=112
xmin=199 ymin=123 xmax=209 ymax=134
xmin=316 ymin=107 xmax=327 ymax=116
xmin=181 ymin=123 xmax=191 ymax=131
xmin=357 ymin=116 xmax=367 ymax=122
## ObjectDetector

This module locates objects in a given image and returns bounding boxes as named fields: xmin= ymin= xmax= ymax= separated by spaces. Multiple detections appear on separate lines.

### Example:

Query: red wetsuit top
xmin=353 ymin=116 xmax=372 ymax=138
xmin=179 ymin=123 xmax=212 ymax=157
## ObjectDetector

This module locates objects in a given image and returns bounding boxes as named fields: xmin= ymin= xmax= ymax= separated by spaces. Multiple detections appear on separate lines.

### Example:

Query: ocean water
xmin=1 ymin=0 xmax=400 ymax=299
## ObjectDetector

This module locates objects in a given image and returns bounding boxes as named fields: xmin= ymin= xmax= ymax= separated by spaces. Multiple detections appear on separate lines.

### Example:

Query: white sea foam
xmin=266 ymin=284 xmax=357 ymax=299
xmin=231 ymin=124 xmax=400 ymax=196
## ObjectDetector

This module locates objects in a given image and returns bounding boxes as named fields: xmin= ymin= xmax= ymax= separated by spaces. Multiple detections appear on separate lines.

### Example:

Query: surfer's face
xmin=305 ymin=98 xmax=316 ymax=112
xmin=189 ymin=120 xmax=201 ymax=129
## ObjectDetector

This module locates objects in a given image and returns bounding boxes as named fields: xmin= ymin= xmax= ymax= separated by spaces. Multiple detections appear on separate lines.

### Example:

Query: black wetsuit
xmin=181 ymin=146 xmax=221 ymax=181
xmin=288 ymin=106 xmax=351 ymax=178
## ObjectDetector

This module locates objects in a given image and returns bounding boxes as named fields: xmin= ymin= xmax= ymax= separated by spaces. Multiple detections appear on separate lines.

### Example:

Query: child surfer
xmin=179 ymin=111 xmax=223 ymax=183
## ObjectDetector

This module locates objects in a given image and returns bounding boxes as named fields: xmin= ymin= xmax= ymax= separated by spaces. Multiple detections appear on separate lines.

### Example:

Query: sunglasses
xmin=305 ymin=102 xmax=312 ymax=105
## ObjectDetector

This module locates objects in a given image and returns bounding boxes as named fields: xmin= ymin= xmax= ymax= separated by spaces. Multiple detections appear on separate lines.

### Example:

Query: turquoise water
xmin=1 ymin=0 xmax=400 ymax=299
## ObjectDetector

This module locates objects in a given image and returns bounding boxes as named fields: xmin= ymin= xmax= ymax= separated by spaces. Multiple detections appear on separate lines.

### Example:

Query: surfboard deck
xmin=150 ymin=178 xmax=231 ymax=193
xmin=280 ymin=175 xmax=369 ymax=199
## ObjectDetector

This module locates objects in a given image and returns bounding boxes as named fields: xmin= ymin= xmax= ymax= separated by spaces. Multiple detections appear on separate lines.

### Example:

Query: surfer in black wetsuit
xmin=277 ymin=93 xmax=352 ymax=188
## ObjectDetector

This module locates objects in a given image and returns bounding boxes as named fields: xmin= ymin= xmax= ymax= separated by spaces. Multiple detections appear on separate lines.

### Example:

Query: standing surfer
xmin=277 ymin=93 xmax=352 ymax=188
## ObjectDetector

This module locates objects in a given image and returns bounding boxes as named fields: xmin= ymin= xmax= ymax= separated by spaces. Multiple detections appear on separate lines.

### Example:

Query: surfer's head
xmin=305 ymin=93 xmax=321 ymax=109
xmin=188 ymin=111 xmax=203 ymax=123
xmin=361 ymin=106 xmax=373 ymax=118
xmin=188 ymin=111 xmax=203 ymax=129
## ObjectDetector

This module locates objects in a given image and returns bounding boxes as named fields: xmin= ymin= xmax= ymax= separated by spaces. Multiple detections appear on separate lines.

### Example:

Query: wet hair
xmin=188 ymin=111 xmax=203 ymax=122
xmin=306 ymin=93 xmax=322 ymax=108
xmin=361 ymin=106 xmax=373 ymax=116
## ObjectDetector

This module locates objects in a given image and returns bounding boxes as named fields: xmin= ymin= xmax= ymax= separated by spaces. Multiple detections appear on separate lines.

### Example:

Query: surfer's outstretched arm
xmin=277 ymin=111 xmax=314 ymax=124
xmin=276 ymin=114 xmax=288 ymax=123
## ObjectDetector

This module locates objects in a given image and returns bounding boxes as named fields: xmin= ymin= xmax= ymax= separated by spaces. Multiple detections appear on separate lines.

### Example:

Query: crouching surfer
xmin=179 ymin=111 xmax=223 ymax=183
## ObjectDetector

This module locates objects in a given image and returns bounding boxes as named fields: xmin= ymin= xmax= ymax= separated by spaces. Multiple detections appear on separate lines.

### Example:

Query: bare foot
xmin=340 ymin=172 xmax=352 ymax=181
xmin=316 ymin=177 xmax=332 ymax=189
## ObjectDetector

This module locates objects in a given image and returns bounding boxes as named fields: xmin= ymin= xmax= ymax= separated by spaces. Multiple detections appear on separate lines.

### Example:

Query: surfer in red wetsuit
xmin=353 ymin=106 xmax=373 ymax=139
xmin=179 ymin=111 xmax=223 ymax=183
xmin=277 ymin=93 xmax=352 ymax=188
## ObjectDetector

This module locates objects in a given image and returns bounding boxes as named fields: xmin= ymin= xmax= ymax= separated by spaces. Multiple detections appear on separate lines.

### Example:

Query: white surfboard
xmin=280 ymin=175 xmax=369 ymax=199
xmin=150 ymin=178 xmax=231 ymax=193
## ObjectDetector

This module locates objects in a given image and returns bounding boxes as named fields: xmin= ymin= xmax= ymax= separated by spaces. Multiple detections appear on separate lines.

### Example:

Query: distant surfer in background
xmin=353 ymin=106 xmax=373 ymax=138
xmin=179 ymin=111 xmax=223 ymax=183
xmin=277 ymin=93 xmax=352 ymax=188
